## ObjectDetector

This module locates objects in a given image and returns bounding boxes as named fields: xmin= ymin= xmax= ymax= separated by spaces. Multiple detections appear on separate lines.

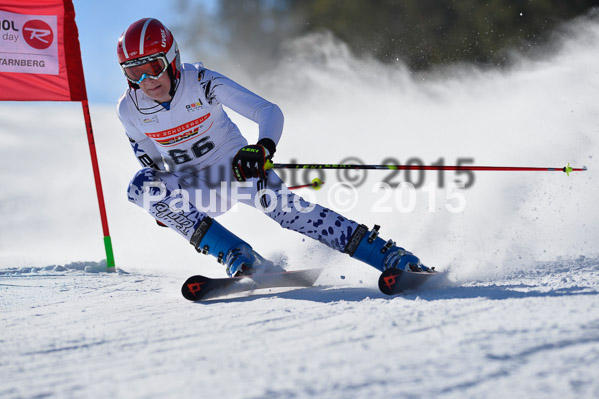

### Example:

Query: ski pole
xmin=266 ymin=161 xmax=587 ymax=176
xmin=288 ymin=178 xmax=325 ymax=191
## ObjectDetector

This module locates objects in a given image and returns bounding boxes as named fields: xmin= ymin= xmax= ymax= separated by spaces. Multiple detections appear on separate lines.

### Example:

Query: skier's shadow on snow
xmin=201 ymin=281 xmax=598 ymax=304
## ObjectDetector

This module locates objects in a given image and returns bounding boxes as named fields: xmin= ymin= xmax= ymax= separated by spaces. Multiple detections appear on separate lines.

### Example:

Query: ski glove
xmin=232 ymin=138 xmax=276 ymax=182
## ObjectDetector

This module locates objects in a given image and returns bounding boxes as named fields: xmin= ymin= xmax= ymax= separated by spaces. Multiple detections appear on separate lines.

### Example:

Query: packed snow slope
xmin=1 ymin=13 xmax=599 ymax=399
xmin=1 ymin=259 xmax=598 ymax=399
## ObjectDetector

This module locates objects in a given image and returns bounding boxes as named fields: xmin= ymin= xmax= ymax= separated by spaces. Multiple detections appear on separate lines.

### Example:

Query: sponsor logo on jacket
xmin=142 ymin=115 xmax=159 ymax=124
xmin=145 ymin=114 xmax=211 ymax=147
xmin=185 ymin=100 xmax=203 ymax=112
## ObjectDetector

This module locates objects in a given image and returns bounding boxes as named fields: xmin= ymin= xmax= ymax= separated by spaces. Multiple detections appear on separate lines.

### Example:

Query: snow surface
xmin=2 ymin=13 xmax=599 ymax=399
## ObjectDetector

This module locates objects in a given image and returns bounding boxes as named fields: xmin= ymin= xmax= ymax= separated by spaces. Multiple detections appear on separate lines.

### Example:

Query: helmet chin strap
xmin=167 ymin=67 xmax=179 ymax=99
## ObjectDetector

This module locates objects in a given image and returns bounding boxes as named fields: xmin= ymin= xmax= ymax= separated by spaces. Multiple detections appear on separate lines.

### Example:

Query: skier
xmin=117 ymin=18 xmax=428 ymax=277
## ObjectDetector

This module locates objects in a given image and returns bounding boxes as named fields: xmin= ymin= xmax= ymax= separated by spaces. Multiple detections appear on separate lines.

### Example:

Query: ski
xmin=378 ymin=267 xmax=442 ymax=295
xmin=182 ymin=268 xmax=323 ymax=301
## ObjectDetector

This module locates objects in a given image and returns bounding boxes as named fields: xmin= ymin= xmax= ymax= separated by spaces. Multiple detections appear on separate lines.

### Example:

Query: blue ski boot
xmin=344 ymin=225 xmax=429 ymax=272
xmin=189 ymin=217 xmax=280 ymax=277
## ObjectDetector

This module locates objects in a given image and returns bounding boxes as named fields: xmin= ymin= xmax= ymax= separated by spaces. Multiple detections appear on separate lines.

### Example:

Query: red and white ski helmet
xmin=117 ymin=18 xmax=181 ymax=85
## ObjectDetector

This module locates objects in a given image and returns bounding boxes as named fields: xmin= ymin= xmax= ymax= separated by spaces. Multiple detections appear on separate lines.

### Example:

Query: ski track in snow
xmin=1 ymin=258 xmax=598 ymax=399
xmin=3 ymin=12 xmax=599 ymax=399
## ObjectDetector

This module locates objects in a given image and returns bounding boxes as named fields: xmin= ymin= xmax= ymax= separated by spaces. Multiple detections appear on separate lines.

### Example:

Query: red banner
xmin=0 ymin=0 xmax=86 ymax=101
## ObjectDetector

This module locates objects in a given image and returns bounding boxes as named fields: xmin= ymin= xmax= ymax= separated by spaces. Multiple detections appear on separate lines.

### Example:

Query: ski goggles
xmin=121 ymin=54 xmax=168 ymax=84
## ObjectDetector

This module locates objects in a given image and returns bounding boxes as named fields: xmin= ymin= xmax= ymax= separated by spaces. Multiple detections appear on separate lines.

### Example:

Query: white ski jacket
xmin=117 ymin=62 xmax=283 ymax=172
